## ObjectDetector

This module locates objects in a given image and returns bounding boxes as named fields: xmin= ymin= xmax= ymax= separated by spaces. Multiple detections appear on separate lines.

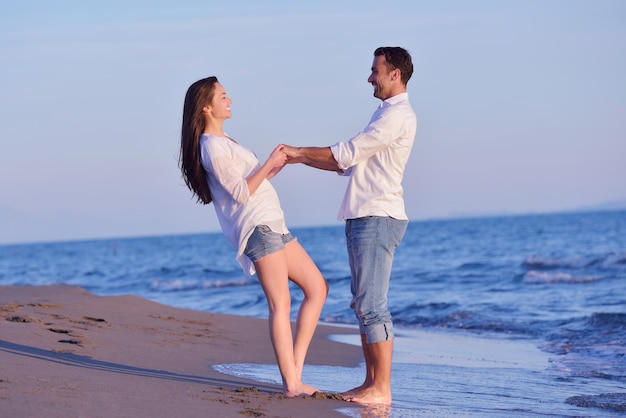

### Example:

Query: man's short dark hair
xmin=374 ymin=47 xmax=413 ymax=85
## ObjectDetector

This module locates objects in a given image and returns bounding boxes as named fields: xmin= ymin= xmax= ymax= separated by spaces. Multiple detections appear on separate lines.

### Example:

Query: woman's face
xmin=206 ymin=82 xmax=232 ymax=120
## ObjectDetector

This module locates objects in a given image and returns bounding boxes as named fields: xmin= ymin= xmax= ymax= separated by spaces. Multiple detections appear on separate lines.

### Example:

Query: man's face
xmin=367 ymin=55 xmax=395 ymax=100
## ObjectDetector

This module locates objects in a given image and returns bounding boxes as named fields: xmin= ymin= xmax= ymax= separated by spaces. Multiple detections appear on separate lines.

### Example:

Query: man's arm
xmin=282 ymin=145 xmax=343 ymax=172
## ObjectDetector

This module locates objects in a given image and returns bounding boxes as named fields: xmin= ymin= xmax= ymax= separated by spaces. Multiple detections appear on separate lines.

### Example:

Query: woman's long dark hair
xmin=179 ymin=76 xmax=219 ymax=204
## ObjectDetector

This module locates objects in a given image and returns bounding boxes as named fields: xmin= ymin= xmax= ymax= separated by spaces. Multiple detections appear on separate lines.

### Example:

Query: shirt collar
xmin=383 ymin=92 xmax=409 ymax=105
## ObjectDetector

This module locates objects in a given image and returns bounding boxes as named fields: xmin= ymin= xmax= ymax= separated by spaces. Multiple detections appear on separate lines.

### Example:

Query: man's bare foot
xmin=342 ymin=385 xmax=391 ymax=405
xmin=341 ymin=383 xmax=365 ymax=398
xmin=283 ymin=382 xmax=318 ymax=397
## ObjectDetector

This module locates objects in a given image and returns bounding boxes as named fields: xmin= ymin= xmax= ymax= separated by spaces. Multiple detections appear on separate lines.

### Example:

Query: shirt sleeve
xmin=201 ymin=139 xmax=252 ymax=204
xmin=331 ymin=106 xmax=405 ymax=171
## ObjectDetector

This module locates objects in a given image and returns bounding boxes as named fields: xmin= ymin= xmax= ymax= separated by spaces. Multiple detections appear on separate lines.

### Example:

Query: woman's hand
xmin=265 ymin=144 xmax=288 ymax=180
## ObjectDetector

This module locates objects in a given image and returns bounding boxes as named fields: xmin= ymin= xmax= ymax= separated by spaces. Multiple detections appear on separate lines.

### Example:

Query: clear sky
xmin=1 ymin=0 xmax=625 ymax=244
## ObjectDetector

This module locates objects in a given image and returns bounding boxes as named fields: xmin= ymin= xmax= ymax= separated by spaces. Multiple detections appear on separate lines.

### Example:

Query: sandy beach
xmin=3 ymin=284 xmax=623 ymax=417
xmin=0 ymin=285 xmax=361 ymax=418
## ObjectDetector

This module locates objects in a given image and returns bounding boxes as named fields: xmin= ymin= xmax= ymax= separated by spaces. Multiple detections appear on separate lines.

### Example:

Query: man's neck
xmin=381 ymin=87 xmax=407 ymax=101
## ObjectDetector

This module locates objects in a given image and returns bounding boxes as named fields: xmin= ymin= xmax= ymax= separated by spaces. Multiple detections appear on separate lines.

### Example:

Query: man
xmin=282 ymin=46 xmax=417 ymax=405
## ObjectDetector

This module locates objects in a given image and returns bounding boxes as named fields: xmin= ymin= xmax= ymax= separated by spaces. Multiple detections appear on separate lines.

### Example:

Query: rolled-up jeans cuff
xmin=361 ymin=322 xmax=394 ymax=344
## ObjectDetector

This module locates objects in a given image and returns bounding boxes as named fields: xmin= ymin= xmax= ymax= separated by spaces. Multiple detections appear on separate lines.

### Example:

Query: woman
xmin=179 ymin=76 xmax=328 ymax=397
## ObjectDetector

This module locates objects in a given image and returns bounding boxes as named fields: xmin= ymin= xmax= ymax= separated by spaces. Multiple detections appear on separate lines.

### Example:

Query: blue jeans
xmin=346 ymin=216 xmax=408 ymax=344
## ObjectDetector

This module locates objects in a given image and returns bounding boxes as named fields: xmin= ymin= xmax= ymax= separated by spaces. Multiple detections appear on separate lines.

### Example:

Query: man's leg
xmin=343 ymin=334 xmax=394 ymax=404
xmin=342 ymin=217 xmax=407 ymax=405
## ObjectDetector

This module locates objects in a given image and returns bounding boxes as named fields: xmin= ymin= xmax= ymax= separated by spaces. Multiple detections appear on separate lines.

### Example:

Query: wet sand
xmin=0 ymin=285 xmax=361 ymax=417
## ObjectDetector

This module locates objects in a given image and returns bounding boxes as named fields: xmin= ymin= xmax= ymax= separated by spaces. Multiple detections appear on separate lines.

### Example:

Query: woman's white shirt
xmin=200 ymin=134 xmax=288 ymax=277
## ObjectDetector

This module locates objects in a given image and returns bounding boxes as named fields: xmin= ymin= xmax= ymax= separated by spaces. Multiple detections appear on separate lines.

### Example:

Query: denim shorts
xmin=244 ymin=225 xmax=295 ymax=262
xmin=346 ymin=216 xmax=408 ymax=344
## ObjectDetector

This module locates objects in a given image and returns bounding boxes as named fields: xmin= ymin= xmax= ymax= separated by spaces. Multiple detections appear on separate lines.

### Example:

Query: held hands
xmin=265 ymin=144 xmax=288 ymax=180
xmin=264 ymin=144 xmax=303 ymax=180
xmin=281 ymin=144 xmax=302 ymax=164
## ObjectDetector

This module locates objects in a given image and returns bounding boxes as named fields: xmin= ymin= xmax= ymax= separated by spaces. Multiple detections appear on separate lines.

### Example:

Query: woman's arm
xmin=245 ymin=144 xmax=287 ymax=195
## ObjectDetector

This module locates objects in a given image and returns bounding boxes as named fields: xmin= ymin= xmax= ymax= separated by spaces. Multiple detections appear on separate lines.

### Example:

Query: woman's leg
xmin=254 ymin=249 xmax=319 ymax=396
xmin=284 ymin=240 xmax=329 ymax=379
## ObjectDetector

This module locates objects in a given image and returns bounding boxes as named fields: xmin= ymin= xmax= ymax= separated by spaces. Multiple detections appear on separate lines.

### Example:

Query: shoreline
xmin=0 ymin=284 xmax=361 ymax=417
xmin=3 ymin=284 xmax=622 ymax=417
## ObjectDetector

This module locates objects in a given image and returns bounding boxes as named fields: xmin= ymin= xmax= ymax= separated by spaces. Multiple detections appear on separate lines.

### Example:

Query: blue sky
xmin=1 ymin=1 xmax=624 ymax=244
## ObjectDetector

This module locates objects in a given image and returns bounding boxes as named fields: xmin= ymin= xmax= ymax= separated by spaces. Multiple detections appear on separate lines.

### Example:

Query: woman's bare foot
xmin=342 ymin=385 xmax=391 ymax=405
xmin=283 ymin=382 xmax=319 ymax=397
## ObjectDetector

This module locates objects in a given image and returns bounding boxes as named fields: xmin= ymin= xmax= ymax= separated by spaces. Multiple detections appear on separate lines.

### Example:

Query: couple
xmin=179 ymin=47 xmax=416 ymax=406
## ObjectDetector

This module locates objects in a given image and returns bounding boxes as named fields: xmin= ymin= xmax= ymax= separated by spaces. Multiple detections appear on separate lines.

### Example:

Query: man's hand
xmin=281 ymin=144 xmax=302 ymax=164
xmin=265 ymin=144 xmax=288 ymax=179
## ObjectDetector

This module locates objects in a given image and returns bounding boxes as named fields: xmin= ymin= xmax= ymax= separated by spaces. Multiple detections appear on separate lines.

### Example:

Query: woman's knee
xmin=302 ymin=278 xmax=328 ymax=307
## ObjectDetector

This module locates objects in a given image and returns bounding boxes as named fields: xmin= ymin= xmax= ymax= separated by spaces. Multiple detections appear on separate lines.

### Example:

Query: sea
xmin=1 ymin=210 xmax=625 ymax=417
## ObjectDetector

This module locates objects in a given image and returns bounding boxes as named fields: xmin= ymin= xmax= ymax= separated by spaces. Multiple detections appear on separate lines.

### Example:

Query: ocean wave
xmin=523 ymin=252 xmax=626 ymax=271
xmin=141 ymin=265 xmax=239 ymax=278
xmin=82 ymin=270 xmax=106 ymax=278
xmin=523 ymin=271 xmax=600 ymax=284
xmin=458 ymin=262 xmax=490 ymax=270
xmin=604 ymin=252 xmax=626 ymax=266
xmin=523 ymin=255 xmax=584 ymax=269
xmin=543 ymin=313 xmax=626 ymax=357
xmin=540 ymin=312 xmax=626 ymax=389
xmin=150 ymin=278 xmax=254 ymax=292
xmin=566 ymin=393 xmax=626 ymax=413
xmin=586 ymin=312 xmax=626 ymax=330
